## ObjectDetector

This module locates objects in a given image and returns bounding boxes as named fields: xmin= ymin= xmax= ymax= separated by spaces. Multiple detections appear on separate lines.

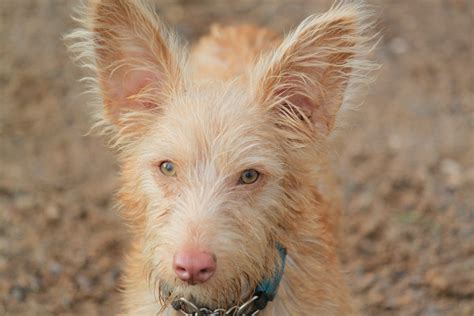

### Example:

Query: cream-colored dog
xmin=68 ymin=0 xmax=376 ymax=314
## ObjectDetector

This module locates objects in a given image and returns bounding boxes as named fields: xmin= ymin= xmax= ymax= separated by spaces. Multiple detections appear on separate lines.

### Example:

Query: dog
xmin=68 ymin=0 xmax=376 ymax=314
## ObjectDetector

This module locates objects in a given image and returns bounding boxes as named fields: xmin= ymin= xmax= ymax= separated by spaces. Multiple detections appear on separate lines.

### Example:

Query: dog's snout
xmin=173 ymin=250 xmax=216 ymax=284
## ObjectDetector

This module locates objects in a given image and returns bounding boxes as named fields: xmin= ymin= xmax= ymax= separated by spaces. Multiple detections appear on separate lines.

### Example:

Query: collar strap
xmin=252 ymin=242 xmax=287 ymax=310
xmin=171 ymin=242 xmax=287 ymax=315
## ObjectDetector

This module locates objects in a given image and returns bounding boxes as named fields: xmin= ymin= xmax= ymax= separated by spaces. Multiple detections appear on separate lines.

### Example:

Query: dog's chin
xmin=158 ymin=277 xmax=254 ymax=310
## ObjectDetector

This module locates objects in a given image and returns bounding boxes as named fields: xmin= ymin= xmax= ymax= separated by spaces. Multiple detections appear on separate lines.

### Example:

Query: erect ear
xmin=87 ymin=0 xmax=182 ymax=126
xmin=254 ymin=3 xmax=373 ymax=136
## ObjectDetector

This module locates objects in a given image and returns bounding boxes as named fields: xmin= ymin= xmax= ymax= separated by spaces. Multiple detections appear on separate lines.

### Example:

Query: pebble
xmin=425 ymin=269 xmax=448 ymax=291
xmin=49 ymin=261 xmax=63 ymax=276
xmin=389 ymin=37 xmax=409 ymax=55
xmin=76 ymin=274 xmax=92 ymax=292
xmin=440 ymin=159 xmax=462 ymax=189
xmin=10 ymin=285 xmax=28 ymax=302
xmin=421 ymin=305 xmax=443 ymax=316
xmin=30 ymin=274 xmax=41 ymax=292
xmin=463 ymin=166 xmax=474 ymax=185
xmin=388 ymin=133 xmax=403 ymax=150
xmin=45 ymin=203 xmax=60 ymax=221
xmin=14 ymin=194 xmax=35 ymax=210
xmin=0 ymin=238 xmax=7 ymax=252
xmin=0 ymin=257 xmax=7 ymax=271
xmin=357 ymin=273 xmax=376 ymax=292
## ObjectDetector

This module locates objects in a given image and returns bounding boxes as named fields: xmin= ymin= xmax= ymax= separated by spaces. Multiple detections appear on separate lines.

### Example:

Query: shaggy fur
xmin=67 ymin=0 xmax=377 ymax=315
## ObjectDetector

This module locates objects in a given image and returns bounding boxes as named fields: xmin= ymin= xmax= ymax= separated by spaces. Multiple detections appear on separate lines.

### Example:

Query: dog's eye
xmin=160 ymin=161 xmax=176 ymax=176
xmin=239 ymin=169 xmax=259 ymax=184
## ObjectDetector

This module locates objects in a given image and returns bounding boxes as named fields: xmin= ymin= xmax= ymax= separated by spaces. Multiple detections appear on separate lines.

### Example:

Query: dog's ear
xmin=254 ymin=4 xmax=373 ymax=136
xmin=85 ymin=0 xmax=182 ymax=126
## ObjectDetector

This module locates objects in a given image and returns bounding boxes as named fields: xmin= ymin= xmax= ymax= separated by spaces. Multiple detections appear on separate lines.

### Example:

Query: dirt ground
xmin=0 ymin=0 xmax=473 ymax=315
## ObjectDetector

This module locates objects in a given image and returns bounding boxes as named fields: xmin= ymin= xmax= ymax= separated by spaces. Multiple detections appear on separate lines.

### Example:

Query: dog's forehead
xmin=143 ymin=85 xmax=280 ymax=172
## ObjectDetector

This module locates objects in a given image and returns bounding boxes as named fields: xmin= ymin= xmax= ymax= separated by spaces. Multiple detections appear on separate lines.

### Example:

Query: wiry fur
xmin=67 ymin=0 xmax=377 ymax=315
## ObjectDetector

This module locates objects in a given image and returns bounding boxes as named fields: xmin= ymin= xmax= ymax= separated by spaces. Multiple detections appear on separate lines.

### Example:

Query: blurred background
xmin=0 ymin=0 xmax=473 ymax=315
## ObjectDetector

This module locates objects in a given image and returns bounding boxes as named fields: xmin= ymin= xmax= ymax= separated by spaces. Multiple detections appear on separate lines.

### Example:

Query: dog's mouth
xmin=158 ymin=278 xmax=254 ymax=311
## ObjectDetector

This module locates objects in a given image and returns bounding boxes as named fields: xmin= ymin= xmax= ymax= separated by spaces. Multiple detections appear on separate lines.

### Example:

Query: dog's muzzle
xmin=170 ymin=243 xmax=287 ymax=316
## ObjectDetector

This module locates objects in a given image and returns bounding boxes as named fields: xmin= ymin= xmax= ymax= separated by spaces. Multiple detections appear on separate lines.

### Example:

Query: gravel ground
xmin=1 ymin=0 xmax=473 ymax=315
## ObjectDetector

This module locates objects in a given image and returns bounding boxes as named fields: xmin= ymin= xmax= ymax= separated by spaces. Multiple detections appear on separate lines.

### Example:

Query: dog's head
xmin=68 ymin=0 xmax=374 ymax=309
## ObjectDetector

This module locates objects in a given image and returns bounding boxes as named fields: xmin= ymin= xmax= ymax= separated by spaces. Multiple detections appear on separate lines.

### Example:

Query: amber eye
xmin=239 ymin=169 xmax=259 ymax=184
xmin=160 ymin=161 xmax=176 ymax=176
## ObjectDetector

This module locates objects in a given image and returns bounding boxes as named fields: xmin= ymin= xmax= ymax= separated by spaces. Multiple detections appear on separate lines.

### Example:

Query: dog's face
xmin=135 ymin=85 xmax=287 ymax=305
xmin=69 ymin=0 xmax=372 ymax=308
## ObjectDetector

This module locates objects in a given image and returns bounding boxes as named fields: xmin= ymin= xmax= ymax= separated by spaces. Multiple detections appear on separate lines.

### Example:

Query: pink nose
xmin=173 ymin=250 xmax=216 ymax=284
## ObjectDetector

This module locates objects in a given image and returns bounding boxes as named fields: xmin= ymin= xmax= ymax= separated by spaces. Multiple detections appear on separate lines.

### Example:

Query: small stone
xmin=14 ymin=194 xmax=35 ymax=210
xmin=409 ymin=274 xmax=424 ymax=287
xmin=389 ymin=37 xmax=408 ymax=55
xmin=463 ymin=166 xmax=474 ymax=185
xmin=45 ymin=203 xmax=60 ymax=221
xmin=367 ymin=285 xmax=384 ymax=305
xmin=0 ymin=257 xmax=7 ymax=271
xmin=0 ymin=238 xmax=7 ymax=252
xmin=10 ymin=285 xmax=28 ymax=302
xmin=388 ymin=133 xmax=403 ymax=150
xmin=62 ymin=296 xmax=73 ymax=309
xmin=104 ymin=267 xmax=121 ymax=287
xmin=421 ymin=304 xmax=443 ymax=316
xmin=392 ymin=292 xmax=414 ymax=307
xmin=49 ymin=261 xmax=63 ymax=276
xmin=357 ymin=273 xmax=376 ymax=292
xmin=76 ymin=274 xmax=92 ymax=292
xmin=440 ymin=159 xmax=462 ymax=189
xmin=30 ymin=274 xmax=41 ymax=292
xmin=425 ymin=269 xmax=448 ymax=292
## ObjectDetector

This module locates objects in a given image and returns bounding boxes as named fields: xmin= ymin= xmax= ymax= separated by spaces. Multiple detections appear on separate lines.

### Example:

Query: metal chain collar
xmin=172 ymin=295 xmax=261 ymax=316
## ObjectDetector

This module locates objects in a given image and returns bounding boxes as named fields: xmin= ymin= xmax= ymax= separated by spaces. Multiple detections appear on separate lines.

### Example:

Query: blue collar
xmin=252 ymin=242 xmax=287 ymax=309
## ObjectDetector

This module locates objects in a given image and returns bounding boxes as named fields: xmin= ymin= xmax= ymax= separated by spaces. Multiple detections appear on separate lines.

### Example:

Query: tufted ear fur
xmin=254 ymin=3 xmax=374 ymax=137
xmin=70 ymin=0 xmax=182 ymax=129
